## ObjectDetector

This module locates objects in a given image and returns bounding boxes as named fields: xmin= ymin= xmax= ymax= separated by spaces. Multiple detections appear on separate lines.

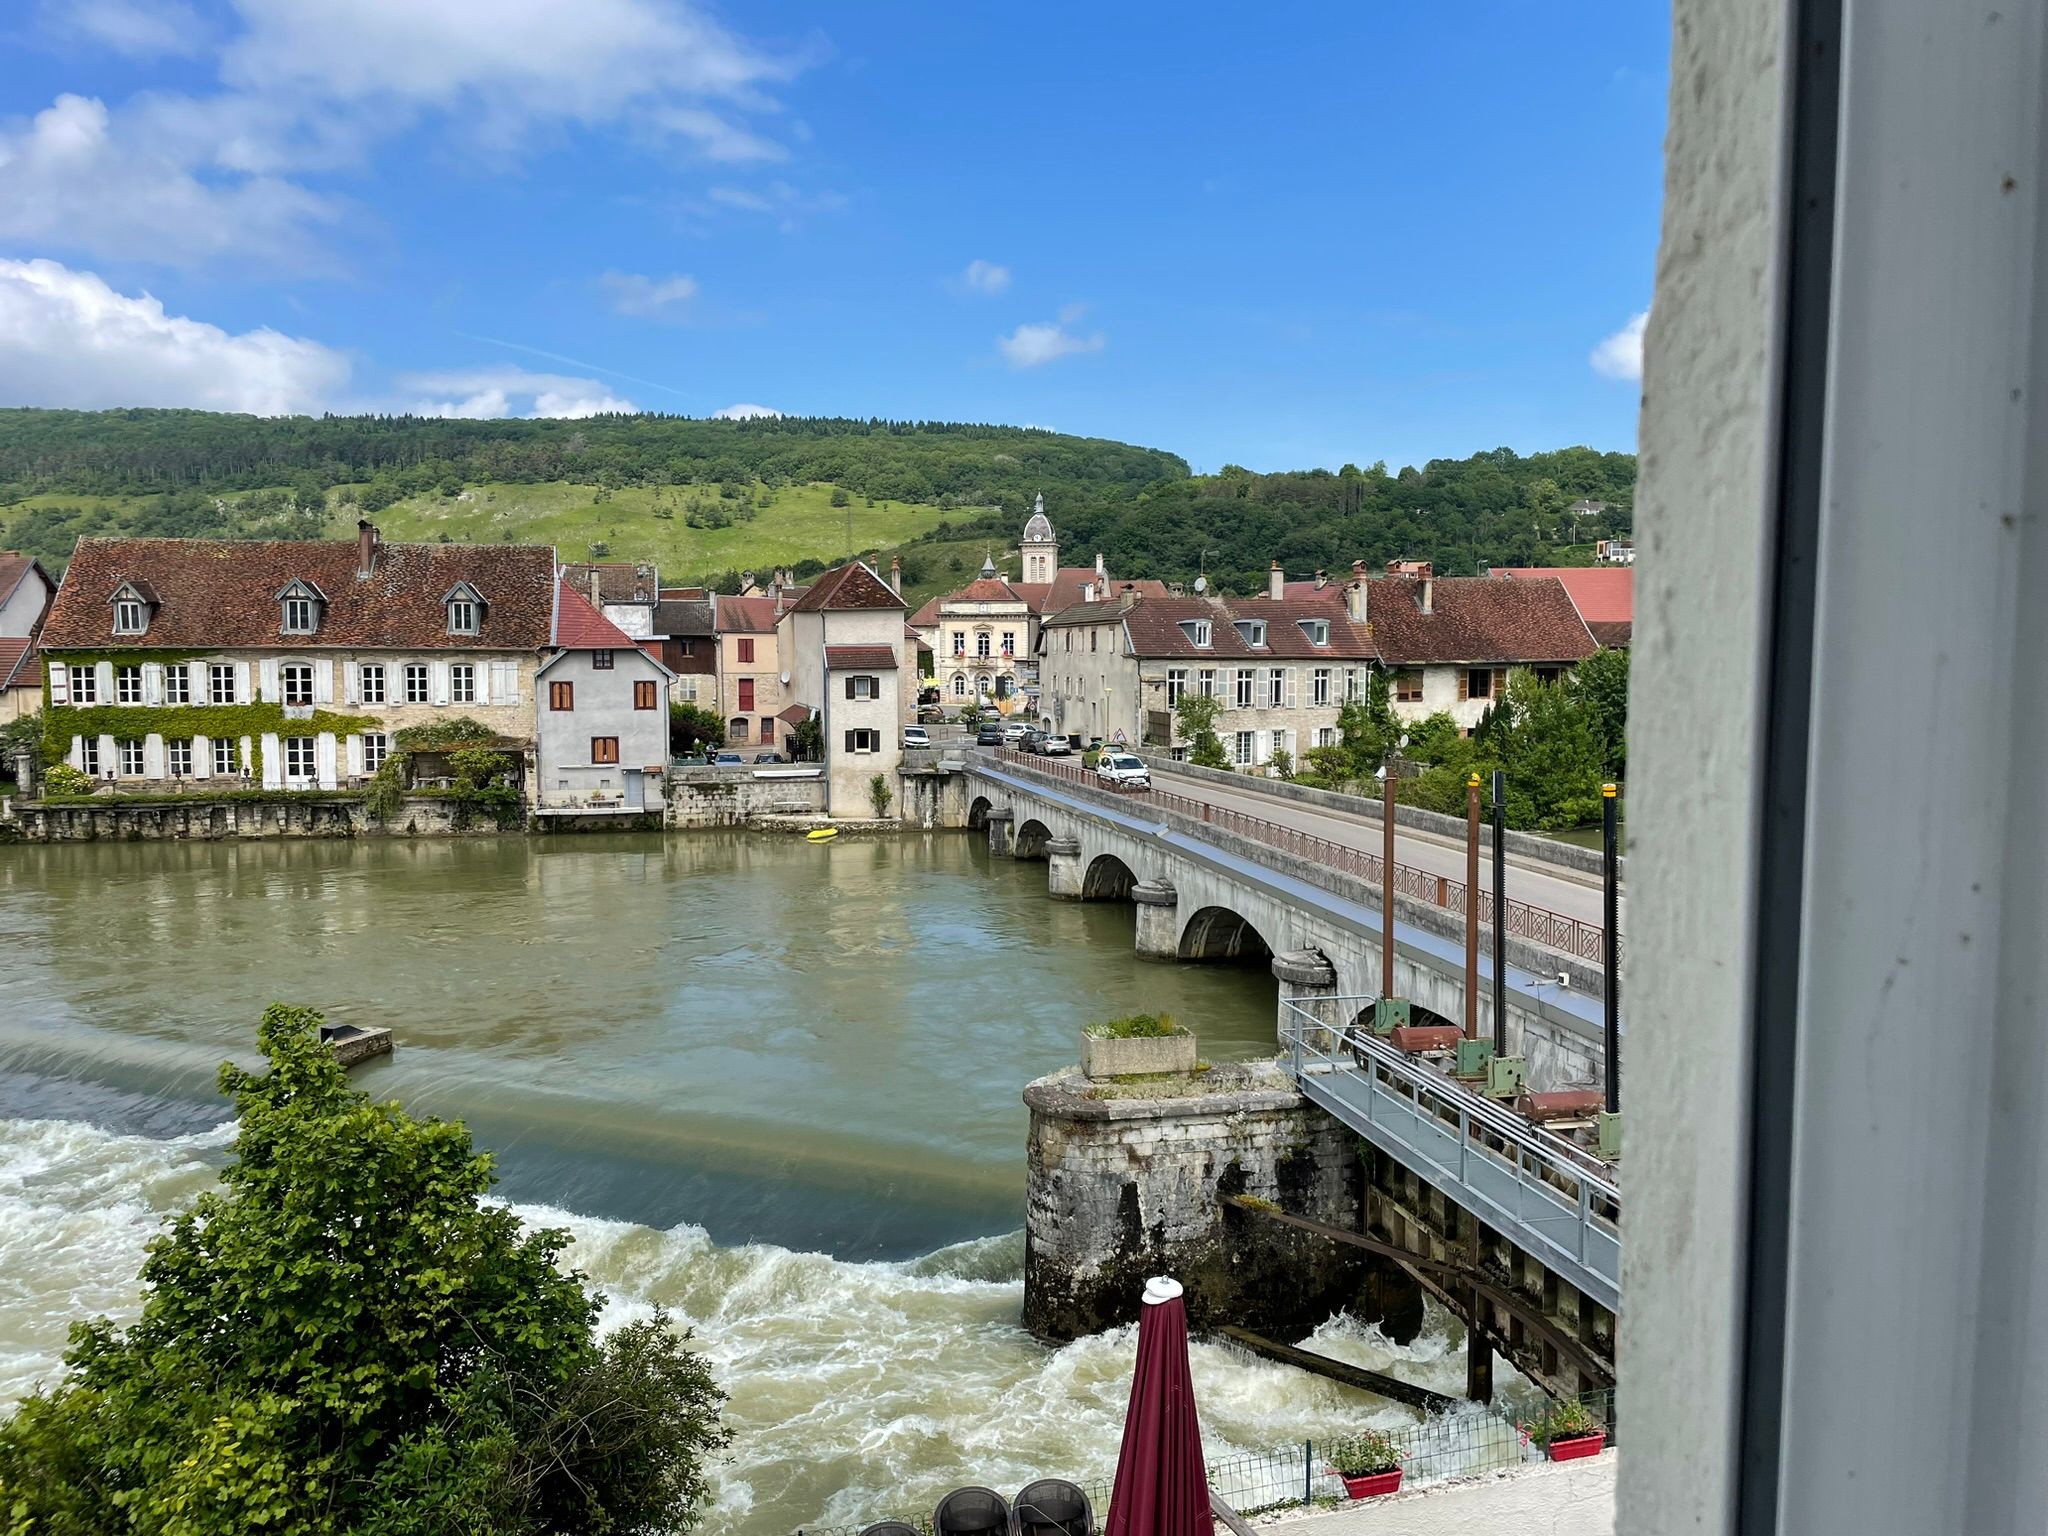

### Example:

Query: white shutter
xmin=258 ymin=659 xmax=279 ymax=702
xmin=141 ymin=663 xmax=163 ymax=705
xmin=473 ymin=661 xmax=491 ymax=706
xmin=345 ymin=734 xmax=363 ymax=776
xmin=313 ymin=660 xmax=334 ymax=704
xmin=1285 ymin=668 xmax=1298 ymax=709
xmin=1255 ymin=671 xmax=1270 ymax=709
xmin=96 ymin=662 xmax=115 ymax=700
xmin=260 ymin=733 xmax=282 ymax=788
xmin=142 ymin=734 xmax=165 ymax=779
xmin=431 ymin=662 xmax=451 ymax=706
xmin=342 ymin=663 xmax=358 ymax=705
xmin=232 ymin=661 xmax=250 ymax=703
xmin=491 ymin=660 xmax=518 ymax=706
xmin=240 ymin=737 xmax=254 ymax=778
xmin=97 ymin=735 xmax=117 ymax=778
xmin=193 ymin=735 xmax=211 ymax=780
xmin=1285 ymin=728 xmax=1297 ymax=760
xmin=67 ymin=736 xmax=81 ymax=770
xmin=49 ymin=665 xmax=68 ymax=704
xmin=315 ymin=733 xmax=337 ymax=790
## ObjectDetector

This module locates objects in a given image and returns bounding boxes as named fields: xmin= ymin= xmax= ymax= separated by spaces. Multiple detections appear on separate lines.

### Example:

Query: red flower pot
xmin=1339 ymin=1469 xmax=1404 ymax=1499
xmin=1544 ymin=1431 xmax=1606 ymax=1462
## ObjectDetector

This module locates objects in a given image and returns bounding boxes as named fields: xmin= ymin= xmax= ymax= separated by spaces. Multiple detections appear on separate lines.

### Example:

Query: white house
xmin=780 ymin=560 xmax=911 ymax=817
xmin=534 ymin=580 xmax=673 ymax=814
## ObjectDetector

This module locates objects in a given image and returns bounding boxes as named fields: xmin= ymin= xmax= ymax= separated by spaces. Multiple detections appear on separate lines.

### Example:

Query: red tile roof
xmin=947 ymin=576 xmax=1028 ymax=604
xmin=824 ymin=644 xmax=899 ymax=670
xmin=1018 ymin=567 xmax=1171 ymax=615
xmin=552 ymin=581 xmax=638 ymax=649
xmin=560 ymin=561 xmax=658 ymax=607
xmin=908 ymin=596 xmax=943 ymax=627
xmin=715 ymin=594 xmax=784 ymax=633
xmin=789 ymin=561 xmax=906 ymax=613
xmin=40 ymin=535 xmax=556 ymax=652
xmin=1487 ymin=567 xmax=1633 ymax=646
xmin=0 ymin=637 xmax=40 ymax=692
xmin=1052 ymin=593 xmax=1377 ymax=661
xmin=1365 ymin=574 xmax=1596 ymax=665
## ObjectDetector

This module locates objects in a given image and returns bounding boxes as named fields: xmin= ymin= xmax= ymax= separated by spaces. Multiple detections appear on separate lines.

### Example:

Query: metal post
xmin=1602 ymin=782 xmax=1620 ymax=1113
xmin=1381 ymin=752 xmax=1397 ymax=997
xmin=1464 ymin=771 xmax=1480 ymax=1039
xmin=1303 ymin=1440 xmax=1313 ymax=1505
xmin=1491 ymin=769 xmax=1507 ymax=1054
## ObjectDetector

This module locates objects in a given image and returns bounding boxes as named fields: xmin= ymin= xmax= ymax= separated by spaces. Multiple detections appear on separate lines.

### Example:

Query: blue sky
xmin=0 ymin=1 xmax=1667 ymax=472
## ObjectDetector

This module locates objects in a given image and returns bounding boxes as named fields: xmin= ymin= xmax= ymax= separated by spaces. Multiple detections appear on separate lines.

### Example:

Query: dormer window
xmin=275 ymin=578 xmax=327 ymax=636
xmin=108 ymin=580 xmax=154 ymax=636
xmin=1234 ymin=619 xmax=1268 ymax=648
xmin=444 ymin=582 xmax=486 ymax=636
xmin=1181 ymin=619 xmax=1213 ymax=648
xmin=1297 ymin=618 xmax=1330 ymax=647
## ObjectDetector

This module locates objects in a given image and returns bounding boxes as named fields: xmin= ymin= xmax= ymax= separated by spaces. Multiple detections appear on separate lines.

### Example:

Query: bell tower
xmin=1020 ymin=492 xmax=1057 ymax=585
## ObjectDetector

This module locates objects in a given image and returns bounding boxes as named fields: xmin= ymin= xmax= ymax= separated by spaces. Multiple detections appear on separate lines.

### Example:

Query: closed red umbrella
xmin=1104 ymin=1277 xmax=1211 ymax=1536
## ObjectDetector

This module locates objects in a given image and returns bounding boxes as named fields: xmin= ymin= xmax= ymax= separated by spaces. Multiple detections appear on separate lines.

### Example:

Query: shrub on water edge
xmin=1084 ymin=1012 xmax=1181 ymax=1040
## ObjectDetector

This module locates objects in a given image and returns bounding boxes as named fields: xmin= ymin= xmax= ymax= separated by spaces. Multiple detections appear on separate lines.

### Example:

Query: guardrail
xmin=989 ymin=748 xmax=1617 ymax=965
xmin=1281 ymin=995 xmax=1621 ymax=1307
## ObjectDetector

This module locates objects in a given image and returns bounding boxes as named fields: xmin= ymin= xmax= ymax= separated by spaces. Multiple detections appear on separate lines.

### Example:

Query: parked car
xmin=1021 ymin=728 xmax=1048 ymax=753
xmin=713 ymin=751 xmax=746 ymax=766
xmin=1096 ymin=751 xmax=1151 ymax=788
xmin=752 ymin=750 xmax=786 ymax=764
xmin=1039 ymin=734 xmax=1074 ymax=756
xmin=1000 ymin=720 xmax=1030 ymax=743
xmin=902 ymin=726 xmax=932 ymax=749
xmin=976 ymin=721 xmax=1004 ymax=746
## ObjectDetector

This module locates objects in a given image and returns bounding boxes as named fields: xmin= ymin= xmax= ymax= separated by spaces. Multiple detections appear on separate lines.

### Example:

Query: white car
xmin=1095 ymin=751 xmax=1151 ymax=788
xmin=902 ymin=726 xmax=932 ymax=749
xmin=1000 ymin=721 xmax=1030 ymax=743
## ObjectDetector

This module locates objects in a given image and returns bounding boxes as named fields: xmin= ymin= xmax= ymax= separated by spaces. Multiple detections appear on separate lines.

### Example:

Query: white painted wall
xmin=0 ymin=565 xmax=52 ymax=637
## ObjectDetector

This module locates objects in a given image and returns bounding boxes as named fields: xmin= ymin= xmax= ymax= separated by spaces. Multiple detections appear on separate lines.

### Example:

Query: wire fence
xmin=793 ymin=1388 xmax=1617 ymax=1536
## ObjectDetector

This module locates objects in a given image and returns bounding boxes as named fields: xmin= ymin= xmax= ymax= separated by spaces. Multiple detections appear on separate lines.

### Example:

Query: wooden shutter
xmin=431 ymin=662 xmax=451 ymax=706
xmin=844 ymin=676 xmax=856 ymax=701
xmin=141 ymin=663 xmax=163 ymax=704
xmin=473 ymin=661 xmax=491 ymax=705
xmin=313 ymin=660 xmax=334 ymax=704
xmin=346 ymin=734 xmax=364 ymax=776
xmin=260 ymin=733 xmax=282 ymax=788
xmin=1458 ymin=669 xmax=1470 ymax=701
xmin=315 ymin=733 xmax=338 ymax=789
xmin=96 ymin=661 xmax=115 ymax=701
xmin=233 ymin=661 xmax=252 ymax=703
xmin=844 ymin=729 xmax=856 ymax=752
xmin=342 ymin=663 xmax=358 ymax=704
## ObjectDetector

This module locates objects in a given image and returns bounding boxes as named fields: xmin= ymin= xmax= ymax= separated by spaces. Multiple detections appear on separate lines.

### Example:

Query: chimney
xmin=889 ymin=555 xmax=902 ymax=596
xmin=1082 ymin=580 xmax=1097 ymax=603
xmin=1314 ymin=569 xmax=1328 ymax=591
xmin=1095 ymin=552 xmax=1107 ymax=579
xmin=1420 ymin=573 xmax=1434 ymax=615
xmin=1346 ymin=566 xmax=1368 ymax=624
xmin=742 ymin=569 xmax=755 ymax=594
xmin=356 ymin=520 xmax=378 ymax=579
xmin=1268 ymin=560 xmax=1284 ymax=601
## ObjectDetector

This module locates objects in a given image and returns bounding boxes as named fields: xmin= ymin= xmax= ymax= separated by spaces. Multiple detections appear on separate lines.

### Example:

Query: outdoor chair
xmin=933 ymin=1486 xmax=1012 ymax=1536
xmin=1013 ymin=1479 xmax=1093 ymax=1536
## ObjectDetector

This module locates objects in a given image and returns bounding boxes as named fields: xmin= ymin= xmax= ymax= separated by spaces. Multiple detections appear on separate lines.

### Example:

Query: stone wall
xmin=14 ymin=795 xmax=474 ymax=840
xmin=1022 ymin=1062 xmax=1420 ymax=1344
xmin=663 ymin=771 xmax=829 ymax=827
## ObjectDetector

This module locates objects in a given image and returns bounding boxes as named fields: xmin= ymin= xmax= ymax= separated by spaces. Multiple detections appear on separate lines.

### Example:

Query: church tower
xmin=1020 ymin=492 xmax=1058 ymax=584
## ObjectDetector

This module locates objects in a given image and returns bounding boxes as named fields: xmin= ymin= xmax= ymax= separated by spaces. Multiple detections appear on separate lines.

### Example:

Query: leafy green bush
xmin=0 ymin=1004 xmax=728 ymax=1534
xmin=40 ymin=762 xmax=94 ymax=796
xmin=1084 ymin=1012 xmax=1182 ymax=1040
xmin=1327 ymin=1428 xmax=1403 ymax=1477
xmin=868 ymin=772 xmax=893 ymax=818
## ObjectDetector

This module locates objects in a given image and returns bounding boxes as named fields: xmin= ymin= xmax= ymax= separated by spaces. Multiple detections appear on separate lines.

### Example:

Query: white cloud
xmin=0 ymin=257 xmax=350 ymax=414
xmin=1590 ymin=310 xmax=1647 ymax=382
xmin=599 ymin=270 xmax=698 ymax=319
xmin=997 ymin=311 xmax=1105 ymax=369
xmin=712 ymin=402 xmax=782 ymax=419
xmin=45 ymin=0 xmax=209 ymax=58
xmin=958 ymin=259 xmax=1010 ymax=296
xmin=400 ymin=367 xmax=637 ymax=419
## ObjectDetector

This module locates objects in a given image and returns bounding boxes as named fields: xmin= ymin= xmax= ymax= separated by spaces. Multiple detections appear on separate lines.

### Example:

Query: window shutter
xmin=346 ymin=734 xmax=364 ymax=776
xmin=97 ymin=734 xmax=116 ymax=776
xmin=844 ymin=676 xmax=856 ymax=701
xmin=491 ymin=661 xmax=518 ymax=705
xmin=142 ymin=735 xmax=165 ymax=779
xmin=431 ymin=662 xmax=451 ymax=706
xmin=1496 ymin=668 xmax=1507 ymax=698
xmin=844 ymin=729 xmax=856 ymax=752
xmin=473 ymin=662 xmax=491 ymax=706
xmin=257 ymin=659 xmax=279 ymax=702
xmin=260 ymin=734 xmax=283 ymax=789
xmin=234 ymin=661 xmax=252 ymax=703
xmin=313 ymin=660 xmax=334 ymax=704
xmin=96 ymin=661 xmax=115 ymax=701
xmin=315 ymin=733 xmax=338 ymax=790
xmin=49 ymin=666 xmax=67 ymax=705
xmin=1286 ymin=668 xmax=1298 ymax=709
xmin=192 ymin=735 xmax=211 ymax=779
xmin=1458 ymin=669 xmax=1470 ymax=702
xmin=141 ymin=663 xmax=163 ymax=705
xmin=342 ymin=664 xmax=358 ymax=705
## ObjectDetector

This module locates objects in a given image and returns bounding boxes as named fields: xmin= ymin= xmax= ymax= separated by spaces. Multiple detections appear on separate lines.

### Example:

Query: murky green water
xmin=0 ymin=831 xmax=1471 ymax=1534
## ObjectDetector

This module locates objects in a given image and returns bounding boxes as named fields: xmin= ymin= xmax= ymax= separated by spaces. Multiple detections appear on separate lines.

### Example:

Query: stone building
xmin=535 ymin=580 xmax=673 ymax=814
xmin=712 ymin=587 xmax=804 ymax=752
xmin=649 ymin=589 xmax=717 ymax=705
xmin=779 ymin=559 xmax=911 ymax=817
xmin=37 ymin=523 xmax=554 ymax=796
xmin=558 ymin=560 xmax=659 ymax=639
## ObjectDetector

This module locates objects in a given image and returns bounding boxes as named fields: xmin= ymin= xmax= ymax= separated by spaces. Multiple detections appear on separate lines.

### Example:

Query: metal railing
xmin=1280 ymin=996 xmax=1621 ymax=1307
xmin=988 ymin=748 xmax=1616 ymax=965
xmin=792 ymin=1389 xmax=1617 ymax=1536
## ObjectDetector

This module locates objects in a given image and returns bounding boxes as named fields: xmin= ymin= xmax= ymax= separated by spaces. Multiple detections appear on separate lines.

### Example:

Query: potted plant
xmin=1327 ymin=1428 xmax=1404 ymax=1498
xmin=1080 ymin=1013 xmax=1198 ymax=1079
xmin=1526 ymin=1399 xmax=1606 ymax=1461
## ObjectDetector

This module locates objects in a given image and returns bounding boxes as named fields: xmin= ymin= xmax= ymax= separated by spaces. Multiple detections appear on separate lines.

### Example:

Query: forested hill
xmin=0 ymin=410 xmax=1186 ymax=509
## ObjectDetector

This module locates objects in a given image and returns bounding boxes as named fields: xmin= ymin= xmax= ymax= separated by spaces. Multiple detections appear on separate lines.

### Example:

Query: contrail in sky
xmin=454 ymin=332 xmax=691 ymax=399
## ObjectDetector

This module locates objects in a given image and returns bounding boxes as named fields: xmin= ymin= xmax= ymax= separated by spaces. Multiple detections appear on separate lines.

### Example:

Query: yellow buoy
xmin=806 ymin=827 xmax=839 ymax=842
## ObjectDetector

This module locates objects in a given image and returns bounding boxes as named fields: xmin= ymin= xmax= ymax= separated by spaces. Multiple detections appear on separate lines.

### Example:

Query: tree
xmin=868 ymin=772 xmax=894 ymax=818
xmin=669 ymin=701 xmax=725 ymax=755
xmin=0 ymin=1004 xmax=727 ymax=1536
xmin=1572 ymin=646 xmax=1629 ymax=776
xmin=829 ymin=487 xmax=851 ymax=507
xmin=1333 ymin=669 xmax=1397 ymax=778
xmin=1174 ymin=692 xmax=1229 ymax=769
xmin=1500 ymin=670 xmax=1605 ymax=829
xmin=789 ymin=714 xmax=823 ymax=762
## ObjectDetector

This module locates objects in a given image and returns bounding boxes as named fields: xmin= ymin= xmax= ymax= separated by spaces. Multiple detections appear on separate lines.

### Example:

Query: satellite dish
xmin=780 ymin=671 xmax=792 ymax=686
xmin=1193 ymin=575 xmax=1208 ymax=593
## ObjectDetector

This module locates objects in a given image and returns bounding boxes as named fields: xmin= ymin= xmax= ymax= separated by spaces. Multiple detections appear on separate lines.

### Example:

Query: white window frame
xmin=167 ymin=738 xmax=192 ymax=777
xmin=213 ymin=737 xmax=238 ymax=776
xmin=450 ymin=663 xmax=476 ymax=704
xmin=115 ymin=665 xmax=142 ymax=704
xmin=1312 ymin=667 xmax=1332 ymax=706
xmin=70 ymin=665 xmax=98 ymax=704
xmin=80 ymin=737 xmax=100 ymax=775
xmin=114 ymin=598 xmax=145 ymax=635
xmin=362 ymin=732 xmax=388 ymax=772
xmin=1166 ymin=668 xmax=1187 ymax=706
xmin=404 ymin=663 xmax=430 ymax=704
xmin=1233 ymin=730 xmax=1256 ymax=766
xmin=282 ymin=595 xmax=316 ymax=634
xmin=851 ymin=675 xmax=876 ymax=701
xmin=359 ymin=663 xmax=386 ymax=704
xmin=165 ymin=664 xmax=190 ymax=705
xmin=845 ymin=728 xmax=880 ymax=754
xmin=1235 ymin=668 xmax=1254 ymax=708
xmin=1198 ymin=667 xmax=1217 ymax=698
xmin=210 ymin=663 xmax=236 ymax=704
xmin=448 ymin=598 xmax=479 ymax=636
xmin=281 ymin=663 xmax=314 ymax=707
xmin=284 ymin=736 xmax=316 ymax=780
xmin=118 ymin=738 xmax=145 ymax=776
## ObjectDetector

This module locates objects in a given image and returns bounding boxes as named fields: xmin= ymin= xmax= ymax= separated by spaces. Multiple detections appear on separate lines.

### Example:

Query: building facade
xmin=36 ymin=523 xmax=554 ymax=795
xmin=713 ymin=591 xmax=798 ymax=751
xmin=0 ymin=551 xmax=54 ymax=727
xmin=535 ymin=581 xmax=673 ymax=813
xmin=780 ymin=560 xmax=910 ymax=817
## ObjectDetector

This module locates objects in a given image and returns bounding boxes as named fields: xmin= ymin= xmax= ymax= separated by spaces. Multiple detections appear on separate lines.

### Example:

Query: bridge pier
xmin=1131 ymin=879 xmax=1180 ymax=958
xmin=1045 ymin=836 xmax=1084 ymax=898
xmin=984 ymin=807 xmax=1014 ymax=858
xmin=1272 ymin=950 xmax=1341 ymax=1044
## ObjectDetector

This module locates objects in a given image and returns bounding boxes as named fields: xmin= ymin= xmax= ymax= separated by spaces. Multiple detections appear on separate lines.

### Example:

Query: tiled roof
xmin=776 ymin=702 xmax=815 ymax=723
xmin=40 ymin=535 xmax=556 ymax=651
xmin=0 ymin=637 xmax=40 ymax=692
xmin=1050 ymin=593 xmax=1378 ymax=661
xmin=1277 ymin=578 xmax=1348 ymax=608
xmin=715 ymin=594 xmax=784 ymax=633
xmin=560 ymin=561 xmax=658 ymax=606
xmin=552 ymin=581 xmax=638 ymax=648
xmin=907 ymin=596 xmax=943 ymax=628
xmin=653 ymin=597 xmax=714 ymax=637
xmin=1486 ymin=567 xmax=1633 ymax=647
xmin=1366 ymin=575 xmax=1596 ymax=665
xmin=0 ymin=552 xmax=54 ymax=620
xmin=943 ymin=577 xmax=1028 ymax=605
xmin=789 ymin=561 xmax=906 ymax=613
xmin=1020 ymin=567 xmax=1171 ymax=615
xmin=824 ymin=644 xmax=899 ymax=670
xmin=659 ymin=585 xmax=709 ymax=600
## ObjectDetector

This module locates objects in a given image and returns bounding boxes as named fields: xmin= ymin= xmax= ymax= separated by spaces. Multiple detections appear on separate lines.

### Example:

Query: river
xmin=0 ymin=831 xmax=1475 ymax=1535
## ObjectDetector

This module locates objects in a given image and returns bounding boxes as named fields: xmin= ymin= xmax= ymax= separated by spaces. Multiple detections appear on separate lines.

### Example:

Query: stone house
xmin=1361 ymin=561 xmax=1598 ymax=731
xmin=713 ymin=591 xmax=801 ymax=752
xmin=1039 ymin=581 xmax=1377 ymax=765
xmin=36 ymin=522 xmax=554 ymax=795
xmin=534 ymin=580 xmax=673 ymax=814
xmin=780 ymin=560 xmax=911 ymax=817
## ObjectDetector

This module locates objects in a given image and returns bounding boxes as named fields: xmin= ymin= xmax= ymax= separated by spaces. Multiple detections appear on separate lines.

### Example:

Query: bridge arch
xmin=1178 ymin=904 xmax=1275 ymax=963
xmin=1082 ymin=851 xmax=1139 ymax=900
xmin=968 ymin=795 xmax=995 ymax=829
xmin=1014 ymin=818 xmax=1054 ymax=859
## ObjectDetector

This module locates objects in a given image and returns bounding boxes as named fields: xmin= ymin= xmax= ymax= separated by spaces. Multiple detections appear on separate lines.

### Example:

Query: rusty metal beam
xmin=1218 ymin=1327 xmax=1457 ymax=1413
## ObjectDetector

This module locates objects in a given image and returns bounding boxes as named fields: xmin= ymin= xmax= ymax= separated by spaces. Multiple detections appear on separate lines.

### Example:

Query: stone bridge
xmin=965 ymin=760 xmax=1616 ymax=1093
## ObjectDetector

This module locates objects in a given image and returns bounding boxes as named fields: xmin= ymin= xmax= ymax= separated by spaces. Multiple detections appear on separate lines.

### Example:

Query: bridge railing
xmin=990 ymin=748 xmax=1617 ymax=966
xmin=1280 ymin=996 xmax=1622 ymax=1307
